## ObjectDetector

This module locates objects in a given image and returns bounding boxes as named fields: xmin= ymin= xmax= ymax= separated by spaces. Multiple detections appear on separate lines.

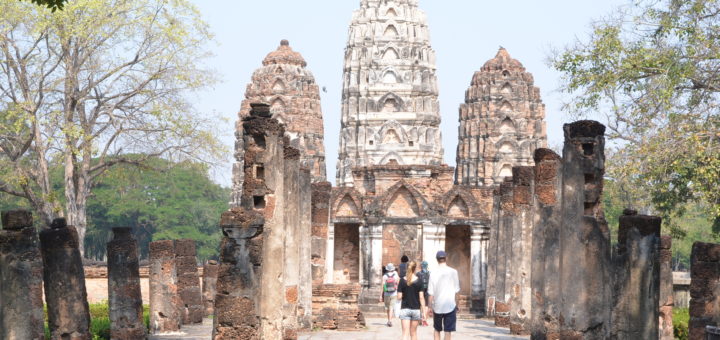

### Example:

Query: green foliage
xmin=553 ymin=0 xmax=720 ymax=236
xmin=25 ymin=0 xmax=66 ymax=11
xmin=674 ymin=308 xmax=689 ymax=340
xmin=44 ymin=303 xmax=149 ymax=339
xmin=84 ymin=156 xmax=228 ymax=261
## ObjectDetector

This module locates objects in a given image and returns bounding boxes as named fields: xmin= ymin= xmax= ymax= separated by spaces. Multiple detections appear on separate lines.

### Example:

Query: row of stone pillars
xmin=0 ymin=209 xmax=216 ymax=339
xmin=485 ymin=121 xmax=681 ymax=339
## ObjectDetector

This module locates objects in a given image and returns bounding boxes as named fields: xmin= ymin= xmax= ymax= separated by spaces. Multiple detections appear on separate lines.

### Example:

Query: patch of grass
xmin=673 ymin=308 xmax=689 ymax=340
xmin=44 ymin=302 xmax=150 ymax=340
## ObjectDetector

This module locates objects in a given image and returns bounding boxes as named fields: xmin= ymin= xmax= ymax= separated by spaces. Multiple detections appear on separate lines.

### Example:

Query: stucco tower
xmin=239 ymin=40 xmax=327 ymax=182
xmin=336 ymin=0 xmax=443 ymax=186
xmin=455 ymin=48 xmax=547 ymax=186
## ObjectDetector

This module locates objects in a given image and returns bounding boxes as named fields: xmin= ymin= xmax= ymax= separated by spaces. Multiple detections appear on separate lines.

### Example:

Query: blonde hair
xmin=406 ymin=261 xmax=417 ymax=283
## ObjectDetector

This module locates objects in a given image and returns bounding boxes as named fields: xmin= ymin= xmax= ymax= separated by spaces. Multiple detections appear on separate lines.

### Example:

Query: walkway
xmin=299 ymin=318 xmax=529 ymax=340
xmin=147 ymin=318 xmax=528 ymax=340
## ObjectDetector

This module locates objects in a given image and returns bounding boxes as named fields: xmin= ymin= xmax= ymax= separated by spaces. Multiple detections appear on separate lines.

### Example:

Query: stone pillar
xmin=283 ymin=146 xmax=301 ymax=338
xmin=175 ymin=239 xmax=203 ymax=324
xmin=558 ymin=120 xmax=611 ymax=339
xmin=611 ymin=211 xmax=661 ymax=340
xmin=311 ymin=182 xmax=332 ymax=284
xmin=369 ymin=224 xmax=384 ymax=287
xmin=149 ymin=240 xmax=181 ymax=334
xmin=470 ymin=226 xmax=483 ymax=297
xmin=324 ymin=222 xmax=335 ymax=284
xmin=298 ymin=169 xmax=313 ymax=329
xmin=485 ymin=189 xmax=501 ymax=317
xmin=359 ymin=224 xmax=370 ymax=288
xmin=495 ymin=179 xmax=514 ymax=328
xmin=509 ymin=166 xmax=534 ymax=336
xmin=107 ymin=227 xmax=146 ymax=340
xmin=202 ymin=260 xmax=219 ymax=317
xmin=0 ymin=210 xmax=44 ymax=340
xmin=689 ymin=242 xmax=720 ymax=340
xmin=659 ymin=236 xmax=674 ymax=340
xmin=422 ymin=223 xmax=446 ymax=272
xmin=40 ymin=218 xmax=92 ymax=340
xmin=530 ymin=149 xmax=562 ymax=340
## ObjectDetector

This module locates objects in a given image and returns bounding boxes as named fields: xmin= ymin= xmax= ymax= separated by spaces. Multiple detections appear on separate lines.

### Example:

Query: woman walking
xmin=398 ymin=261 xmax=426 ymax=340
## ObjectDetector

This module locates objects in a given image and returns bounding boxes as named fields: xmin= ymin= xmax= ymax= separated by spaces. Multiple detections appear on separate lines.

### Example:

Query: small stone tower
xmin=455 ymin=48 xmax=547 ymax=186
xmin=239 ymin=40 xmax=327 ymax=183
xmin=336 ymin=0 xmax=444 ymax=186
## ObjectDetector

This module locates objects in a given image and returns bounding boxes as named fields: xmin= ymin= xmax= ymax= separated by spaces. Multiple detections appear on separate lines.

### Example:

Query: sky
xmin=188 ymin=0 xmax=627 ymax=186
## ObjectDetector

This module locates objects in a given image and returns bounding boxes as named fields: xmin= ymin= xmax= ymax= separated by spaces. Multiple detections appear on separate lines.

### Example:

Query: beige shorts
xmin=384 ymin=294 xmax=397 ymax=310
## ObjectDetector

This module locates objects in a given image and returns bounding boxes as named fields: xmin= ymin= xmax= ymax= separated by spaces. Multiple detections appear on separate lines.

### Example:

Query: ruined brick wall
xmin=312 ymin=284 xmax=365 ymax=331
xmin=175 ymin=239 xmax=203 ymax=325
xmin=455 ymin=48 xmax=547 ymax=187
xmin=689 ymin=242 xmax=720 ymax=340
xmin=238 ymin=40 xmax=326 ymax=185
xmin=311 ymin=182 xmax=332 ymax=284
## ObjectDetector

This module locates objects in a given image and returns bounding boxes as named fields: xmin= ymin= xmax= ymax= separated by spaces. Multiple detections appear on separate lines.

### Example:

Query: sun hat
xmin=386 ymin=263 xmax=396 ymax=272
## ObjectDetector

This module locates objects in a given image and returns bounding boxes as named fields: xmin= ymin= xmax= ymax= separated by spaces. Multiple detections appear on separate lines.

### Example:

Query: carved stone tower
xmin=336 ymin=0 xmax=444 ymax=186
xmin=239 ymin=40 xmax=327 ymax=183
xmin=455 ymin=48 xmax=547 ymax=186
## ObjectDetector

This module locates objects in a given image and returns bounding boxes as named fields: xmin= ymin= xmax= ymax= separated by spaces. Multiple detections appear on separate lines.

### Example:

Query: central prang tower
xmin=336 ymin=0 xmax=444 ymax=186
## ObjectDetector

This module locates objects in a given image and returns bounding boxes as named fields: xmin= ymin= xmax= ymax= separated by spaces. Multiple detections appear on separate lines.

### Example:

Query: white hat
xmin=385 ymin=263 xmax=395 ymax=272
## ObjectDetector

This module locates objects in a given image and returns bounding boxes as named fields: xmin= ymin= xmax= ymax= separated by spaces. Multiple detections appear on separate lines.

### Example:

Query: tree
xmin=84 ymin=157 xmax=228 ymax=261
xmin=553 ymin=0 xmax=720 ymax=234
xmin=26 ymin=0 xmax=67 ymax=11
xmin=0 ymin=0 xmax=224 ymax=255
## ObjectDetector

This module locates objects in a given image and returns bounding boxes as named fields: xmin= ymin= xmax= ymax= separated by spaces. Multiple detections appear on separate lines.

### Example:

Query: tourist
xmin=398 ymin=261 xmax=425 ymax=340
xmin=381 ymin=263 xmax=400 ymax=327
xmin=416 ymin=260 xmax=431 ymax=326
xmin=399 ymin=254 xmax=409 ymax=278
xmin=427 ymin=251 xmax=460 ymax=340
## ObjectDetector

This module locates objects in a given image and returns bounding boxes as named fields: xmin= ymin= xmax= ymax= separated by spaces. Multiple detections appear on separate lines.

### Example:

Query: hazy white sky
xmin=188 ymin=0 xmax=627 ymax=186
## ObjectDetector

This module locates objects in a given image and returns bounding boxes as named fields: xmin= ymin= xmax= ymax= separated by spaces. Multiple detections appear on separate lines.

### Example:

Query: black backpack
xmin=418 ymin=270 xmax=429 ymax=290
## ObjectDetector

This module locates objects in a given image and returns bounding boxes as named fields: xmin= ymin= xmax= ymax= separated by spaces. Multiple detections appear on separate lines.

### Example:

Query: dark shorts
xmin=433 ymin=309 xmax=457 ymax=332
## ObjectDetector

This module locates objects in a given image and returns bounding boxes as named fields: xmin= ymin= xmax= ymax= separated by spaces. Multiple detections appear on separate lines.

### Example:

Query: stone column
xmin=422 ymin=223 xmax=445 ymax=272
xmin=558 ymin=120 xmax=611 ymax=339
xmin=149 ymin=240 xmax=181 ymax=334
xmin=298 ymin=169 xmax=313 ymax=329
xmin=202 ymin=260 xmax=219 ymax=317
xmin=659 ymin=236 xmax=674 ymax=340
xmin=175 ymin=239 xmax=203 ymax=324
xmin=485 ymin=189 xmax=501 ymax=316
xmin=509 ymin=166 xmax=534 ymax=336
xmin=495 ymin=179 xmax=514 ymax=328
xmin=359 ymin=224 xmax=370 ymax=287
xmin=530 ymin=149 xmax=562 ymax=340
xmin=0 ymin=210 xmax=44 ymax=340
xmin=311 ymin=182 xmax=332 ymax=285
xmin=282 ymin=147 xmax=301 ymax=338
xmin=689 ymin=242 xmax=720 ymax=340
xmin=40 ymin=218 xmax=92 ymax=340
xmin=107 ymin=227 xmax=146 ymax=339
xmin=611 ymin=211 xmax=661 ymax=340
xmin=324 ymin=222 xmax=335 ymax=284
xmin=470 ymin=226 xmax=483 ymax=297
xmin=369 ymin=224 xmax=384 ymax=287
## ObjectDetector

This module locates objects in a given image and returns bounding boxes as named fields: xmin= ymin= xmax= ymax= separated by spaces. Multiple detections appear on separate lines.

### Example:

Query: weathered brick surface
xmin=107 ymin=227 xmax=146 ymax=340
xmin=174 ymin=239 xmax=203 ymax=325
xmin=312 ymin=284 xmax=365 ymax=331
xmin=659 ymin=236 xmax=674 ymax=340
xmin=202 ymin=260 xmax=219 ymax=317
xmin=455 ymin=48 xmax=547 ymax=187
xmin=689 ymin=242 xmax=720 ymax=340
xmin=40 ymin=218 xmax=92 ymax=340
xmin=149 ymin=240 xmax=181 ymax=334
xmin=0 ymin=210 xmax=44 ymax=340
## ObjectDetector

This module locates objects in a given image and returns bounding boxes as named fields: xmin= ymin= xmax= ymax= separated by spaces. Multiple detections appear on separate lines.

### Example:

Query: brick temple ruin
xmin=1 ymin=1 xmax=719 ymax=340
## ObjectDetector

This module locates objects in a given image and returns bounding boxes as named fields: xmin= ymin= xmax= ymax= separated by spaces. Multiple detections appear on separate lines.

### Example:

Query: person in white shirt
xmin=381 ymin=263 xmax=400 ymax=327
xmin=427 ymin=251 xmax=460 ymax=340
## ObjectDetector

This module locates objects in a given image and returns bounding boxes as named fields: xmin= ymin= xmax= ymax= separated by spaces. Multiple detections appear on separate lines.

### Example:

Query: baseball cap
xmin=421 ymin=261 xmax=429 ymax=269
xmin=436 ymin=250 xmax=447 ymax=259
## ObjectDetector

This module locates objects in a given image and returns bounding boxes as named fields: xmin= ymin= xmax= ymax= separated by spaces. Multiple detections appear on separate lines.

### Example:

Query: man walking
xmin=427 ymin=251 xmax=460 ymax=340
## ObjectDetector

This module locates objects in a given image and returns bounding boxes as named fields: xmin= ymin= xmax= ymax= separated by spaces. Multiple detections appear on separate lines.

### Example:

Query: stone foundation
xmin=312 ymin=284 xmax=365 ymax=331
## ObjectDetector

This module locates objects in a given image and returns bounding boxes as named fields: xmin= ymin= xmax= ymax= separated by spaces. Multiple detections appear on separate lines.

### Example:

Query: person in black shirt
xmin=398 ymin=261 xmax=426 ymax=340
